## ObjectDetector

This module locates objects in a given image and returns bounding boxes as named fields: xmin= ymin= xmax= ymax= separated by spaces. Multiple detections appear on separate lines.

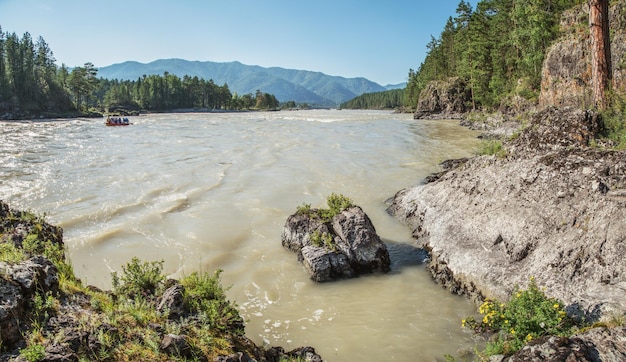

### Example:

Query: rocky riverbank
xmin=388 ymin=106 xmax=626 ymax=359
xmin=0 ymin=201 xmax=321 ymax=362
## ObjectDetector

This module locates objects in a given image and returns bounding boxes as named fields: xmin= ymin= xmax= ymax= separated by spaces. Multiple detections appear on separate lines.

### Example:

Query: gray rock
xmin=301 ymin=245 xmax=355 ymax=282
xmin=282 ymin=205 xmax=390 ymax=282
xmin=160 ymin=334 xmax=191 ymax=357
xmin=157 ymin=282 xmax=186 ymax=318
xmin=0 ymin=276 xmax=24 ymax=349
xmin=332 ymin=207 xmax=390 ymax=274
xmin=5 ymin=256 xmax=59 ymax=295
xmin=388 ymin=107 xmax=626 ymax=315
xmin=505 ymin=326 xmax=626 ymax=362
xmin=413 ymin=77 xmax=471 ymax=119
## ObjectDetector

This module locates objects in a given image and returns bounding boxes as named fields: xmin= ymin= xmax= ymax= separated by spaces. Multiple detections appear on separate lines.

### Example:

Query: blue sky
xmin=0 ymin=0 xmax=477 ymax=86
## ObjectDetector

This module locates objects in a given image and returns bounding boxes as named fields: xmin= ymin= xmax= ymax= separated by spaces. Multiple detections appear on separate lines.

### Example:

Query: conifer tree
xmin=589 ymin=0 xmax=611 ymax=110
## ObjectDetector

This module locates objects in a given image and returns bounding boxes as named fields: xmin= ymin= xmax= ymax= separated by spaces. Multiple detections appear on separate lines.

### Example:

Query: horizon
xmin=0 ymin=0 xmax=478 ymax=86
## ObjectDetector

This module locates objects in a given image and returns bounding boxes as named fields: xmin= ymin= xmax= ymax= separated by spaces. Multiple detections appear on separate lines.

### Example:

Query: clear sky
xmin=0 ymin=0 xmax=477 ymax=86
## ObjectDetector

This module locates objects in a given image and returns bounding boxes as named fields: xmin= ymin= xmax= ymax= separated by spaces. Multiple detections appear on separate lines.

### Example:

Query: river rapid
xmin=1 ymin=110 xmax=481 ymax=361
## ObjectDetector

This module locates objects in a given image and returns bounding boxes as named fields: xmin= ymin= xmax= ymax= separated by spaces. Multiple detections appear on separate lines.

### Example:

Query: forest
xmin=0 ymin=27 xmax=280 ymax=119
xmin=402 ymin=0 xmax=588 ymax=111
xmin=339 ymin=89 xmax=404 ymax=110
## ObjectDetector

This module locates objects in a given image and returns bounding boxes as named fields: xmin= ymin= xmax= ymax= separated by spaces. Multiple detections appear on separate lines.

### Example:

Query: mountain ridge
xmin=96 ymin=58 xmax=391 ymax=106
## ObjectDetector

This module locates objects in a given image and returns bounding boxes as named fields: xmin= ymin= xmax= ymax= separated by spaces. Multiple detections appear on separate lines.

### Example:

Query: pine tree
xmin=589 ymin=0 xmax=611 ymax=110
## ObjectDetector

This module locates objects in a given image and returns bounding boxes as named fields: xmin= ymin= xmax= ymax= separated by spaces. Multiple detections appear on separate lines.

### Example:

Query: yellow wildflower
xmin=553 ymin=303 xmax=560 ymax=309
xmin=526 ymin=334 xmax=533 ymax=342
xmin=510 ymin=328 xmax=516 ymax=335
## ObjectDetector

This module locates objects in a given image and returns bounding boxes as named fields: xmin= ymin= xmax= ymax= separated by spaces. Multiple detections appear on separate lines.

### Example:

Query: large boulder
xmin=281 ymin=206 xmax=390 ymax=282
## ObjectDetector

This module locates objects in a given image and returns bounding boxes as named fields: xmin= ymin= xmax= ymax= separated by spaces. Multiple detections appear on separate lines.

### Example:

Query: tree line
xmin=339 ymin=89 xmax=404 ymax=110
xmin=0 ymin=26 xmax=280 ymax=119
xmin=403 ymin=0 xmax=587 ymax=111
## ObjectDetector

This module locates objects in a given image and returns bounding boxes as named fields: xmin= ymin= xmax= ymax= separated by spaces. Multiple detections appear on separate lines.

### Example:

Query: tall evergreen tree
xmin=589 ymin=0 xmax=611 ymax=110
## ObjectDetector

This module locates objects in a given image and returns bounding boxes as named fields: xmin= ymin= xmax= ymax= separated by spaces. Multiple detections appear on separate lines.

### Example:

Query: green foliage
xmin=463 ymin=278 xmax=578 ymax=356
xmin=295 ymin=202 xmax=312 ymax=216
xmin=340 ymin=89 xmax=404 ymax=110
xmin=325 ymin=193 xmax=354 ymax=218
xmin=295 ymin=193 xmax=354 ymax=223
xmin=19 ymin=343 xmax=45 ymax=362
xmin=404 ymin=0 xmax=583 ymax=111
xmin=0 ymin=242 xmax=25 ymax=264
xmin=310 ymin=230 xmax=337 ymax=251
xmin=599 ymin=96 xmax=626 ymax=149
xmin=111 ymin=257 xmax=165 ymax=299
xmin=476 ymin=139 xmax=507 ymax=158
xmin=318 ymin=194 xmax=354 ymax=222
xmin=181 ymin=270 xmax=245 ymax=335
xmin=31 ymin=292 xmax=58 ymax=325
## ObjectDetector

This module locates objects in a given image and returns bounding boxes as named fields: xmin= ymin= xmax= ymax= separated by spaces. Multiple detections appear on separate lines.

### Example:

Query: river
xmin=0 ymin=109 xmax=481 ymax=361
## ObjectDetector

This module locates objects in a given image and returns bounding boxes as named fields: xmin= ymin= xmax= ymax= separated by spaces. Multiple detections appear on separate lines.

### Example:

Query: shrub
xmin=180 ymin=270 xmax=245 ymax=335
xmin=463 ymin=278 xmax=577 ymax=356
xmin=296 ymin=202 xmax=312 ymax=216
xmin=476 ymin=139 xmax=507 ymax=158
xmin=112 ymin=257 xmax=165 ymax=299
xmin=20 ymin=344 xmax=45 ymax=362
xmin=310 ymin=230 xmax=336 ymax=251
xmin=319 ymin=193 xmax=354 ymax=222
xmin=294 ymin=193 xmax=354 ymax=223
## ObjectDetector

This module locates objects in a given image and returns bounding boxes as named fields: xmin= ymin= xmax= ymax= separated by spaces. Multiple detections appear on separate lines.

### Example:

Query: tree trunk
xmin=589 ymin=0 xmax=611 ymax=110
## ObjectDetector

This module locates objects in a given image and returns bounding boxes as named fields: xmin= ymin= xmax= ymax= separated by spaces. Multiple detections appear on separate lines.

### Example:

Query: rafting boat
xmin=105 ymin=116 xmax=132 ymax=126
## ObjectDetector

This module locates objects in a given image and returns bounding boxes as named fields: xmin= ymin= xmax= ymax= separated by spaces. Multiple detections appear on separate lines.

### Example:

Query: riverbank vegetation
xmin=462 ymin=278 xmax=581 ymax=357
xmin=0 ymin=26 xmax=281 ymax=120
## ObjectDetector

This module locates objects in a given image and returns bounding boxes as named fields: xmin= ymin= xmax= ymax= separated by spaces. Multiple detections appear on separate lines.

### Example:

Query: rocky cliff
xmin=413 ymin=77 xmax=472 ymax=119
xmin=540 ymin=2 xmax=626 ymax=108
xmin=388 ymin=107 xmax=625 ymax=316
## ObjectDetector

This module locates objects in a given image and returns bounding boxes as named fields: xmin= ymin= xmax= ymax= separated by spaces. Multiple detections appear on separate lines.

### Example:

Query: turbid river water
xmin=1 ymin=110 xmax=482 ymax=361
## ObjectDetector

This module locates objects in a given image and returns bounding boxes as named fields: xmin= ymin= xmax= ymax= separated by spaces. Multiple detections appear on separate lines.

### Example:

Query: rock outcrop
xmin=413 ymin=77 xmax=471 ymax=119
xmin=540 ymin=2 xmax=626 ymax=108
xmin=282 ymin=206 xmax=391 ymax=282
xmin=388 ymin=107 xmax=626 ymax=318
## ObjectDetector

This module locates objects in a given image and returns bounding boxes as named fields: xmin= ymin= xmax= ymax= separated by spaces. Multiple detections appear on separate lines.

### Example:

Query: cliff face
xmin=413 ymin=77 xmax=471 ymax=119
xmin=388 ymin=107 xmax=626 ymax=317
xmin=540 ymin=2 xmax=626 ymax=108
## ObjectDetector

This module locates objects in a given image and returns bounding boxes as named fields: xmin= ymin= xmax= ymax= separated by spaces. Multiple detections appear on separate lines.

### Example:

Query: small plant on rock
xmin=319 ymin=193 xmax=354 ymax=222
xmin=310 ymin=230 xmax=337 ymax=251
xmin=111 ymin=257 xmax=165 ymax=299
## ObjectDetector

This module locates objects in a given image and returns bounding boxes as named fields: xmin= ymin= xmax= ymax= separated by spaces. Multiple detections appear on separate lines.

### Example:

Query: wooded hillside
xmin=403 ymin=0 xmax=588 ymax=111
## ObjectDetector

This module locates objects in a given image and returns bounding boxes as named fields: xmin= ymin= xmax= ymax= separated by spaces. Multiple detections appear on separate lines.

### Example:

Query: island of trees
xmin=0 ymin=26 xmax=280 ymax=120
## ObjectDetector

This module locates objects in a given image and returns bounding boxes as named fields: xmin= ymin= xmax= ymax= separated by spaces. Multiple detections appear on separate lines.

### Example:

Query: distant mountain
xmin=97 ymin=59 xmax=388 ymax=106
xmin=385 ymin=83 xmax=406 ymax=90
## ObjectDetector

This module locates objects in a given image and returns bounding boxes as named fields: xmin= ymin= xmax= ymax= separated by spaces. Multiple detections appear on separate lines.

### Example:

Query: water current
xmin=1 ymin=110 xmax=482 ymax=361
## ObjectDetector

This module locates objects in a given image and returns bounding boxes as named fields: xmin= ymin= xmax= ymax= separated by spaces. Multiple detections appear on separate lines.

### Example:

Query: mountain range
xmin=97 ymin=59 xmax=405 ymax=106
